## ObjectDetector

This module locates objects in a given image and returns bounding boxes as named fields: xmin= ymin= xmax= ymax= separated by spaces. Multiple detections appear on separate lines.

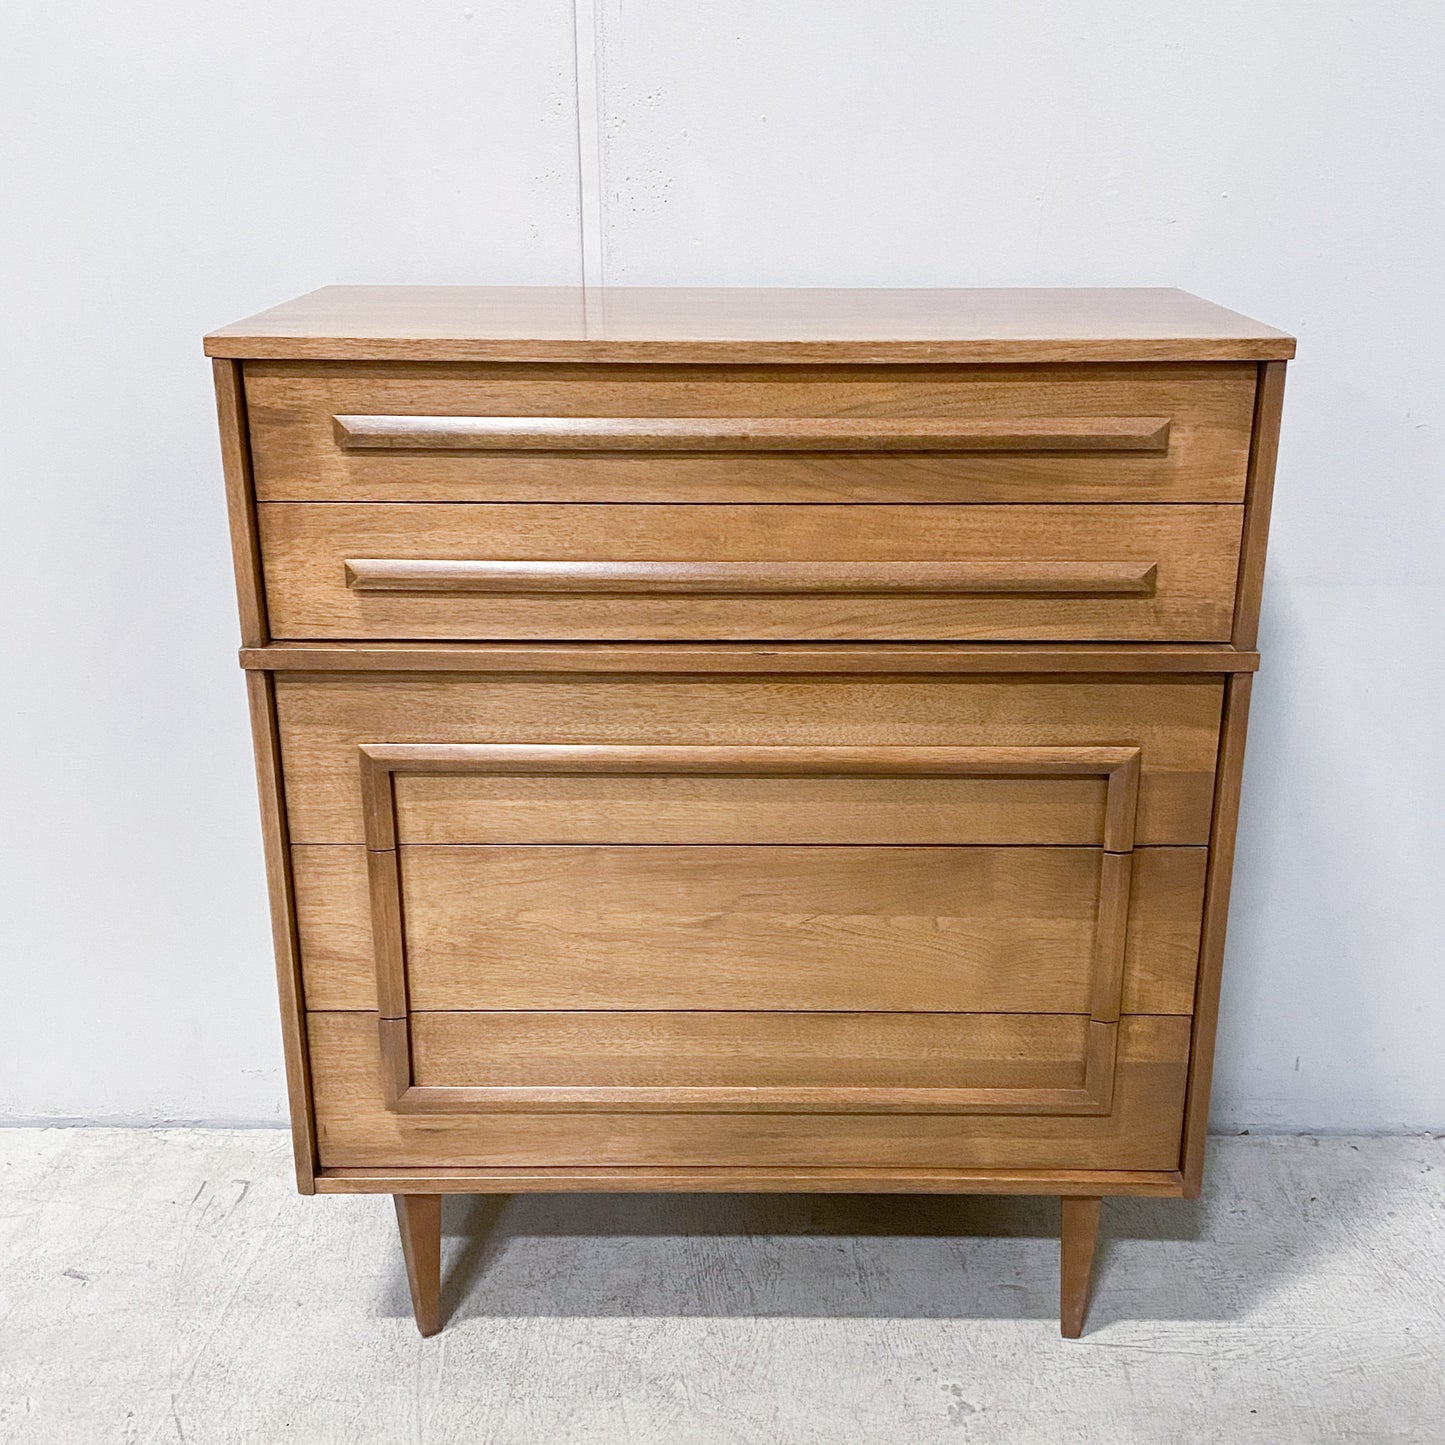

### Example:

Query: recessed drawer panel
xmin=293 ymin=842 xmax=1207 ymax=1014
xmin=258 ymin=502 xmax=1242 ymax=641
xmin=245 ymin=361 xmax=1256 ymax=503
xmin=274 ymin=674 xmax=1224 ymax=847
xmin=306 ymin=1011 xmax=1190 ymax=1169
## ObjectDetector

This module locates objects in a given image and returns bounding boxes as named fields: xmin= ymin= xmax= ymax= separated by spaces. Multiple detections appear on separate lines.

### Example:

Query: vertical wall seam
xmin=571 ymin=0 xmax=605 ymax=304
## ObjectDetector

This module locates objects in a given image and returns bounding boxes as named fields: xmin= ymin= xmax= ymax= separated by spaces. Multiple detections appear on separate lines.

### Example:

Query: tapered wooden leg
xmin=1060 ymin=1196 xmax=1102 ymax=1339
xmin=393 ymin=1193 xmax=443 ymax=1336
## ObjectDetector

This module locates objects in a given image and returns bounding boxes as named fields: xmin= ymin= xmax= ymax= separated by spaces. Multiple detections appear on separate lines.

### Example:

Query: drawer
xmin=245 ymin=361 xmax=1257 ymax=503
xmin=273 ymin=673 xmax=1224 ymax=847
xmin=281 ymin=668 xmax=1211 ymax=1162
xmin=258 ymin=502 xmax=1243 ymax=642
xmin=306 ymin=1011 xmax=1190 ymax=1169
xmin=294 ymin=842 xmax=1206 ymax=1014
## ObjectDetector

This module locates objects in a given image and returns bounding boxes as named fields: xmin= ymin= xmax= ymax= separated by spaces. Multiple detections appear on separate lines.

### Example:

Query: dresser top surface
xmin=205 ymin=286 xmax=1294 ymax=364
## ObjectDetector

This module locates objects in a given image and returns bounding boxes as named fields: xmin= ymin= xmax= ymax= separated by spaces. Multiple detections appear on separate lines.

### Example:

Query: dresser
xmin=207 ymin=287 xmax=1291 ymax=1337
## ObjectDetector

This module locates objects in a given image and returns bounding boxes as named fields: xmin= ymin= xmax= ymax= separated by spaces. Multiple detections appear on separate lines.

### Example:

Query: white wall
xmin=2 ymin=1 xmax=1441 ymax=1129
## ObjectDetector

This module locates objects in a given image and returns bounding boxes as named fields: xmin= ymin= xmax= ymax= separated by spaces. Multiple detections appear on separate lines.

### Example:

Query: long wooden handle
xmin=343 ymin=558 xmax=1159 ymax=597
xmin=333 ymin=414 xmax=1171 ymax=453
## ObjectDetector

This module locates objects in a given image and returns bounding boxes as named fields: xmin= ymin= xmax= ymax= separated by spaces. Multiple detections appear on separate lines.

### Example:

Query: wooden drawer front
xmin=294 ymin=842 xmax=1206 ymax=1014
xmin=274 ymin=674 xmax=1224 ymax=847
xmin=258 ymin=502 xmax=1242 ymax=642
xmin=307 ymin=1011 xmax=1190 ymax=1169
xmin=245 ymin=361 xmax=1256 ymax=503
xmin=285 ymin=691 xmax=1211 ymax=1136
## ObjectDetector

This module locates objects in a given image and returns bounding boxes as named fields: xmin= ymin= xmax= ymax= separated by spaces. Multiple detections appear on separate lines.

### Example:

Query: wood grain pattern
xmin=290 ymin=844 xmax=1207 ymax=1016
xmin=1232 ymin=362 xmax=1287 ymax=650
xmin=241 ymin=641 xmax=1261 ymax=674
xmin=1181 ymin=672 xmax=1254 ymax=1195
xmin=317 ymin=1165 xmax=1186 ymax=1196
xmin=213 ymin=360 xmax=268 ymax=646
xmin=396 ymin=770 xmax=1110 ymax=848
xmin=258 ymin=502 xmax=1242 ymax=642
xmin=307 ymin=1010 xmax=1190 ymax=1169
xmin=205 ymin=286 xmax=1296 ymax=363
xmin=333 ymin=412 xmax=1171 ymax=453
xmin=358 ymin=741 xmax=1143 ymax=1105
xmin=392 ymin=1193 xmax=442 ymax=1337
xmin=290 ymin=844 xmax=374 ymax=1010
xmin=360 ymin=739 xmax=1139 ymax=850
xmin=272 ymin=674 xmax=1224 ymax=847
xmin=246 ymin=361 xmax=1255 ymax=504
xmin=385 ymin=845 xmax=1204 ymax=1014
xmin=360 ymin=740 xmax=1144 ymax=777
xmin=397 ymin=1010 xmax=1116 ymax=1115
xmin=245 ymin=672 xmax=315 ymax=1191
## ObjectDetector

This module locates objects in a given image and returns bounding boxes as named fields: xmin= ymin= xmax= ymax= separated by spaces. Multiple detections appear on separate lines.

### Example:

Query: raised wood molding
xmin=343 ymin=557 xmax=1160 ymax=599
xmin=333 ymin=413 xmax=1173 ymax=453
xmin=359 ymin=742 xmax=1141 ymax=1118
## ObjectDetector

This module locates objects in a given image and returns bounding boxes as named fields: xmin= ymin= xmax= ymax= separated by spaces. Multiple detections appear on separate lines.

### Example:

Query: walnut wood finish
xmin=212 ymin=287 xmax=1288 ymax=1336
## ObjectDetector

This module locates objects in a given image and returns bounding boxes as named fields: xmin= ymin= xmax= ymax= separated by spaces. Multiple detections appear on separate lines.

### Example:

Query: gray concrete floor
xmin=1 ymin=1132 xmax=1442 ymax=1443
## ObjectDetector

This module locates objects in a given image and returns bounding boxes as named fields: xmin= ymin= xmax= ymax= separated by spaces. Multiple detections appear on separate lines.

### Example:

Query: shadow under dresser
xmin=207 ymin=286 xmax=1292 ymax=1336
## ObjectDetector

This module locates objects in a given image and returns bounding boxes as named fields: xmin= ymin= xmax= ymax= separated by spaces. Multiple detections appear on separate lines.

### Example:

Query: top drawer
xmin=245 ymin=361 xmax=1256 ymax=504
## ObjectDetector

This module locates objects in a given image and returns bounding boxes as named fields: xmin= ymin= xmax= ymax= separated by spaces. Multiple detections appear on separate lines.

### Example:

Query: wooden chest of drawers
xmin=208 ymin=287 xmax=1291 ymax=1336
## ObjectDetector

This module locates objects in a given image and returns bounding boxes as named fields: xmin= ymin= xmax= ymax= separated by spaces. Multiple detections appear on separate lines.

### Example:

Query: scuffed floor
xmin=0 ymin=1131 xmax=1441 ymax=1443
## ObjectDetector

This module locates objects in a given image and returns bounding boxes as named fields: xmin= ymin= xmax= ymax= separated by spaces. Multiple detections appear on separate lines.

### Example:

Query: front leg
xmin=393 ymin=1193 xmax=443 ymax=1336
xmin=1060 ymin=1196 xmax=1102 ymax=1338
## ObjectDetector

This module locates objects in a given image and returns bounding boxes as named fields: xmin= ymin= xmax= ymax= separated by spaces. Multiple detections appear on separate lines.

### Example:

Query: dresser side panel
xmin=1232 ymin=362 xmax=1287 ymax=650
xmin=246 ymin=670 xmax=317 ymax=1191
xmin=214 ymin=359 xmax=268 ymax=647
xmin=1180 ymin=672 xmax=1254 ymax=1194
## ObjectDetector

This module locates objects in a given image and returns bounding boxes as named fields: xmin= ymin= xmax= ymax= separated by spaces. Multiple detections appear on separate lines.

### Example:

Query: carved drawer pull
xmin=343 ymin=558 xmax=1160 ymax=598
xmin=333 ymin=414 xmax=1172 ymax=453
